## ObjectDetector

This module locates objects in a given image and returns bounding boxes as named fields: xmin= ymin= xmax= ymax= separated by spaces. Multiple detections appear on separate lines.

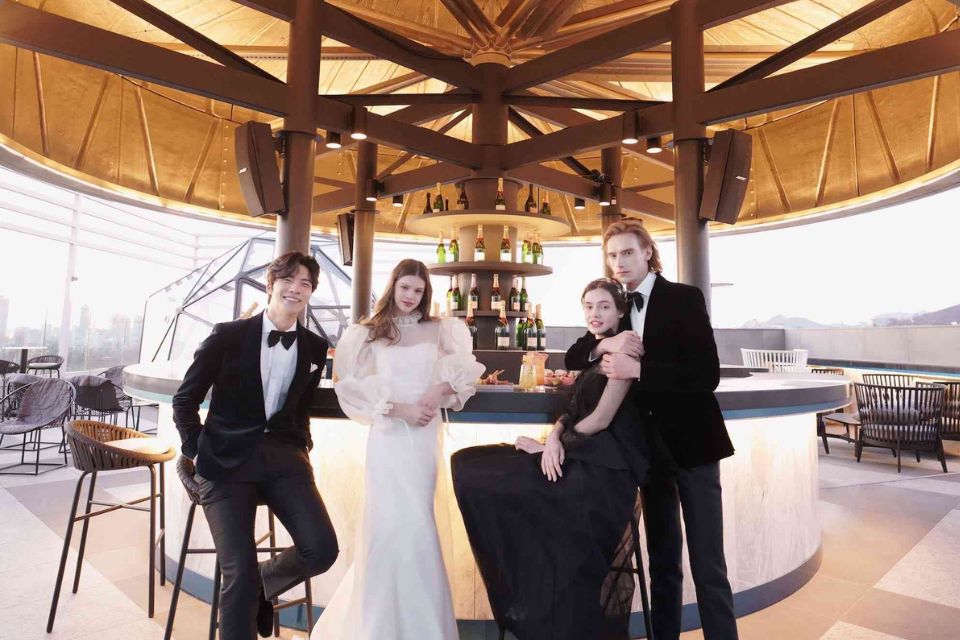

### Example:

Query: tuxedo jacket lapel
xmin=641 ymin=274 xmax=667 ymax=346
xmin=240 ymin=313 xmax=267 ymax=422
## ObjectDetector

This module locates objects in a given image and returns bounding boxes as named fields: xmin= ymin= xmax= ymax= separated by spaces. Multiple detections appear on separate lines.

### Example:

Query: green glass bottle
xmin=465 ymin=301 xmax=478 ymax=349
xmin=535 ymin=304 xmax=546 ymax=351
xmin=423 ymin=193 xmax=433 ymax=214
xmin=452 ymin=279 xmax=463 ymax=311
xmin=496 ymin=302 xmax=510 ymax=350
xmin=449 ymin=234 xmax=460 ymax=262
xmin=519 ymin=277 xmax=529 ymax=314
xmin=433 ymin=182 xmax=444 ymax=212
xmin=436 ymin=232 xmax=446 ymax=264
xmin=509 ymin=277 xmax=520 ymax=312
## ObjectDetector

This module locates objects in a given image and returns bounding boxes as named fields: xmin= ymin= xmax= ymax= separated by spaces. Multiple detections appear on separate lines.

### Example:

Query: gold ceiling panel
xmin=0 ymin=0 xmax=958 ymax=239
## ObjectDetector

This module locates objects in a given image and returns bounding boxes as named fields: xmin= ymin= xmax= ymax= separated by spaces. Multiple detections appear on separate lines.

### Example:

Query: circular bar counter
xmin=125 ymin=362 xmax=848 ymax=637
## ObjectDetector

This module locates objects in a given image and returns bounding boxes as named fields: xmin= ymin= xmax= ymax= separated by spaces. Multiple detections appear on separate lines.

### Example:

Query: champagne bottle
xmin=516 ymin=314 xmax=527 ymax=350
xmin=475 ymin=224 xmax=486 ymax=261
xmin=525 ymin=309 xmax=538 ymax=351
xmin=456 ymin=183 xmax=467 ymax=208
xmin=436 ymin=232 xmax=446 ymax=264
xmin=541 ymin=194 xmax=552 ymax=216
xmin=520 ymin=277 xmax=529 ymax=313
xmin=494 ymin=178 xmax=506 ymax=210
xmin=423 ymin=193 xmax=433 ymax=214
xmin=465 ymin=301 xmax=478 ymax=350
xmin=433 ymin=183 xmax=444 ymax=212
xmin=521 ymin=235 xmax=532 ymax=264
xmin=536 ymin=303 xmax=546 ymax=351
xmin=496 ymin=302 xmax=510 ymax=350
xmin=500 ymin=225 xmax=511 ymax=261
xmin=533 ymin=234 xmax=543 ymax=265
xmin=446 ymin=276 xmax=454 ymax=310
xmin=452 ymin=278 xmax=463 ymax=311
xmin=509 ymin=277 xmax=520 ymax=312
xmin=469 ymin=273 xmax=479 ymax=310
xmin=449 ymin=234 xmax=460 ymax=262
xmin=490 ymin=273 xmax=502 ymax=309
xmin=445 ymin=198 xmax=450 ymax=211
xmin=524 ymin=183 xmax=537 ymax=213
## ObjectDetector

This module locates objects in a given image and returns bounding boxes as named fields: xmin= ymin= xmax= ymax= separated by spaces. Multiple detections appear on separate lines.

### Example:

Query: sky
xmin=1 ymin=167 xmax=959 ymax=332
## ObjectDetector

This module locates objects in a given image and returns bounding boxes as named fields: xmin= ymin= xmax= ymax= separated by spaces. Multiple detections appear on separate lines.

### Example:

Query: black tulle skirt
xmin=451 ymin=444 xmax=639 ymax=640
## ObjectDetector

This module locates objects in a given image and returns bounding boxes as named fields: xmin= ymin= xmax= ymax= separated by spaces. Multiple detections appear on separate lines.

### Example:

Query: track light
xmin=392 ymin=194 xmax=403 ymax=208
xmin=350 ymin=107 xmax=368 ymax=140
xmin=574 ymin=197 xmax=585 ymax=210
xmin=621 ymin=110 xmax=640 ymax=145
xmin=365 ymin=179 xmax=381 ymax=203
xmin=598 ymin=183 xmax=612 ymax=207
xmin=646 ymin=136 xmax=663 ymax=154
xmin=325 ymin=131 xmax=342 ymax=149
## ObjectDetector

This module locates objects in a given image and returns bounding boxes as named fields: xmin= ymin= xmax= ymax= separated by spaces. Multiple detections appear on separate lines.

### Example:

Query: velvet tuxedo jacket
xmin=172 ymin=313 xmax=328 ymax=481
xmin=565 ymin=274 xmax=734 ymax=469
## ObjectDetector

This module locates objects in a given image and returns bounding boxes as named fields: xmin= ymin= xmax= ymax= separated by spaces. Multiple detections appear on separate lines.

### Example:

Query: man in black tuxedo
xmin=565 ymin=220 xmax=738 ymax=640
xmin=173 ymin=251 xmax=338 ymax=640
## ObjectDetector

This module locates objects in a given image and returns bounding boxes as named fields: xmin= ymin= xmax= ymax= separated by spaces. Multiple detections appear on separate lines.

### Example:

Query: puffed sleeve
xmin=434 ymin=318 xmax=486 ymax=411
xmin=332 ymin=324 xmax=393 ymax=425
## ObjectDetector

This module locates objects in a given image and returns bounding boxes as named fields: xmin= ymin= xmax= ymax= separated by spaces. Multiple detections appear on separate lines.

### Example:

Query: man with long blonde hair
xmin=565 ymin=219 xmax=738 ymax=640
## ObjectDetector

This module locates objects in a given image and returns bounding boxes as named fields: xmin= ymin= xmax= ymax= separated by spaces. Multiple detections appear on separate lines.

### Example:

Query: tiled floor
xmin=2 ymin=421 xmax=959 ymax=640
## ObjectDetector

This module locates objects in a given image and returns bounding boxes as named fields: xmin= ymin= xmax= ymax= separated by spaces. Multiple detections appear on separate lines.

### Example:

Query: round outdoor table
xmin=2 ymin=345 xmax=47 ymax=373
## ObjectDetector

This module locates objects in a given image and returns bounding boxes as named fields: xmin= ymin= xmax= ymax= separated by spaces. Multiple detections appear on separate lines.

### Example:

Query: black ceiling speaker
xmin=337 ymin=212 xmax=355 ymax=266
xmin=235 ymin=121 xmax=285 ymax=217
xmin=699 ymin=129 xmax=753 ymax=225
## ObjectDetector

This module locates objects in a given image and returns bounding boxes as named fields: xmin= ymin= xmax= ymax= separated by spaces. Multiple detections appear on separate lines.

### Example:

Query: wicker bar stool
xmin=164 ymin=456 xmax=315 ymax=640
xmin=47 ymin=420 xmax=176 ymax=632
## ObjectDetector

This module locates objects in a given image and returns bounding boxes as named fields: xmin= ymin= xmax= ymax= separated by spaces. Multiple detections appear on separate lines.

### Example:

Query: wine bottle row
xmin=462 ymin=301 xmax=547 ymax=352
xmin=420 ymin=178 xmax=554 ymax=216
xmin=435 ymin=226 xmax=544 ymax=264
xmin=446 ymin=274 xmax=537 ymax=314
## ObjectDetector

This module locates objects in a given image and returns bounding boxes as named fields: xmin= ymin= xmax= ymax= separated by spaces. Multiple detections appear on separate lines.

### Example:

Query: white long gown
xmin=311 ymin=314 xmax=484 ymax=640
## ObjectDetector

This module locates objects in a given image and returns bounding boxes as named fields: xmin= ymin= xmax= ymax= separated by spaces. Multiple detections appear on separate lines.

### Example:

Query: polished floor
xmin=1 ymin=417 xmax=958 ymax=640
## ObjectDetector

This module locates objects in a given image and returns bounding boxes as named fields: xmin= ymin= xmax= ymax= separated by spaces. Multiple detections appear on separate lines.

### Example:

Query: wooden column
xmin=277 ymin=0 xmax=321 ymax=257
xmin=351 ymin=140 xmax=378 ymax=323
xmin=601 ymin=145 xmax=623 ymax=277
xmin=671 ymin=0 xmax=711 ymax=309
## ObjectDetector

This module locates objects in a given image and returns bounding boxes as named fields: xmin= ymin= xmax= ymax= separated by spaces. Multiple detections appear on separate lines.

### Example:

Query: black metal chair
xmin=936 ymin=381 xmax=960 ymax=443
xmin=0 ymin=378 xmax=74 ymax=475
xmin=496 ymin=492 xmax=654 ymax=640
xmin=27 ymin=354 xmax=64 ymax=378
xmin=69 ymin=375 xmax=128 ymax=425
xmin=48 ymin=420 xmax=176 ymax=632
xmin=811 ymin=367 xmax=848 ymax=453
xmin=101 ymin=365 xmax=157 ymax=432
xmin=854 ymin=382 xmax=946 ymax=473
xmin=0 ymin=358 xmax=19 ymax=386
xmin=1 ymin=373 xmax=42 ymax=420
xmin=165 ymin=456 xmax=316 ymax=640
xmin=862 ymin=373 xmax=915 ymax=387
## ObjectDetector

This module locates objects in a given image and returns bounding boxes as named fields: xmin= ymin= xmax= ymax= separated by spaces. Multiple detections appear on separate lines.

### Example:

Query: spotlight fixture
xmin=621 ymin=110 xmax=640 ymax=145
xmin=574 ymin=197 xmax=586 ymax=210
xmin=350 ymin=107 xmax=368 ymax=140
xmin=646 ymin=136 xmax=663 ymax=154
xmin=598 ymin=183 xmax=612 ymax=207
xmin=364 ymin=178 xmax=381 ymax=203
xmin=325 ymin=131 xmax=342 ymax=149
xmin=392 ymin=194 xmax=403 ymax=208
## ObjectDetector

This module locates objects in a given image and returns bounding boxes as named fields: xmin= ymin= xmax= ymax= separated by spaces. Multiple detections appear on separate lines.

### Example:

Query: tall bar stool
xmin=47 ymin=420 xmax=175 ymax=632
xmin=165 ymin=456 xmax=315 ymax=640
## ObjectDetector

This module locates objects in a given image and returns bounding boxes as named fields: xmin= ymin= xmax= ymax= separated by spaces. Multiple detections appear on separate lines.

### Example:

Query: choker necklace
xmin=393 ymin=311 xmax=422 ymax=326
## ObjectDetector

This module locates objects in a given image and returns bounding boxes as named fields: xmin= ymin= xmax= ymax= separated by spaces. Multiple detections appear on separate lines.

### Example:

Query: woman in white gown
xmin=311 ymin=259 xmax=484 ymax=640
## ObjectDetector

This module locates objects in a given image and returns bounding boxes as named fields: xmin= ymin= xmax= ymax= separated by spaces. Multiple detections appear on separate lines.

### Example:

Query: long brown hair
xmin=363 ymin=259 xmax=434 ymax=343
xmin=602 ymin=218 xmax=663 ymax=273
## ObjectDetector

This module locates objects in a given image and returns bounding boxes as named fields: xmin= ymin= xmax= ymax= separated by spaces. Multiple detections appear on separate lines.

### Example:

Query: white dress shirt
xmin=627 ymin=271 xmax=657 ymax=339
xmin=261 ymin=313 xmax=298 ymax=420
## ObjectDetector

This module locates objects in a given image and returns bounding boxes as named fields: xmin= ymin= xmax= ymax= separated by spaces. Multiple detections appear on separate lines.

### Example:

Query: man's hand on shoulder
xmin=597 ymin=331 xmax=644 ymax=359
xmin=600 ymin=353 xmax=642 ymax=380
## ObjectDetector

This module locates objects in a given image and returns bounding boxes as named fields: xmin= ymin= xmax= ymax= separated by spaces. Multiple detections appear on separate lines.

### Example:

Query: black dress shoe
xmin=257 ymin=583 xmax=274 ymax=637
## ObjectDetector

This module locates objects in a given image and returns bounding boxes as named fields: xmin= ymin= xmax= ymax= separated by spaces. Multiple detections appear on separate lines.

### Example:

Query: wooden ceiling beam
xmin=376 ymin=109 xmax=470 ymax=179
xmin=503 ymin=10 xmax=672 ymax=92
xmin=322 ymin=93 xmax=477 ymax=107
xmin=510 ymin=164 xmax=674 ymax=221
xmin=507 ymin=108 xmax=591 ymax=176
xmin=444 ymin=0 xmax=497 ymax=36
xmin=438 ymin=0 xmax=486 ymax=41
xmin=563 ymin=0 xmax=674 ymax=31
xmin=695 ymin=1 xmax=795 ymax=29
xmin=311 ymin=162 xmax=471 ymax=212
xmin=229 ymin=0 xmax=294 ymax=21
xmin=699 ymin=28 xmax=960 ymax=124
xmin=496 ymin=0 xmax=528 ymax=27
xmin=318 ymin=3 xmax=482 ymax=90
xmin=504 ymin=94 xmax=661 ymax=111
xmin=712 ymin=0 xmax=912 ymax=91
xmin=0 ymin=2 xmax=287 ymax=115
xmin=108 ymin=0 xmax=279 ymax=81
xmin=353 ymin=71 xmax=427 ymax=95
xmin=327 ymin=0 xmax=472 ymax=53
xmin=501 ymin=103 xmax=673 ymax=169
xmin=532 ymin=0 xmax=584 ymax=38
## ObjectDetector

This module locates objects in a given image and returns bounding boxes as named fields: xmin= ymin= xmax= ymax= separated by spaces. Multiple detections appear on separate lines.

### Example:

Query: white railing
xmin=741 ymin=348 xmax=809 ymax=372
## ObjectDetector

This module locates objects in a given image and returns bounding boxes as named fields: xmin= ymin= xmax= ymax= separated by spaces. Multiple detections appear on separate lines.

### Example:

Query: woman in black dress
xmin=451 ymin=279 xmax=653 ymax=640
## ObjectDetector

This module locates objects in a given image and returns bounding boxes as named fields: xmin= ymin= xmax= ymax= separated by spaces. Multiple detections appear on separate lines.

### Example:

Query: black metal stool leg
xmin=304 ymin=576 xmax=315 ymax=633
xmin=72 ymin=471 xmax=99 ymax=593
xmin=267 ymin=509 xmax=281 ymax=637
xmin=632 ymin=518 xmax=654 ymax=640
xmin=47 ymin=471 xmax=89 ymax=633
xmin=159 ymin=461 xmax=167 ymax=586
xmin=209 ymin=560 xmax=222 ymax=640
xmin=164 ymin=503 xmax=197 ymax=640
xmin=148 ymin=464 xmax=157 ymax=617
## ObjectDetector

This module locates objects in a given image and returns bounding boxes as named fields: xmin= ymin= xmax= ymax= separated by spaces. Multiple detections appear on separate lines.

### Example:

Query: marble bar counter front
xmin=124 ymin=361 xmax=849 ymax=638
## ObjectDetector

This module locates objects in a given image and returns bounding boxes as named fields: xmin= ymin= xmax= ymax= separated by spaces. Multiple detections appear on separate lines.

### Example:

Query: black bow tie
xmin=627 ymin=291 xmax=644 ymax=312
xmin=267 ymin=329 xmax=297 ymax=350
